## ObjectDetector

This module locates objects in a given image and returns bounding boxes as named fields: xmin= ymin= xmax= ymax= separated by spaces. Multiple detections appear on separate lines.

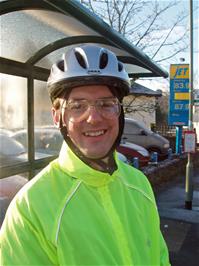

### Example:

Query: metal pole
xmin=175 ymin=126 xmax=182 ymax=154
xmin=27 ymin=74 xmax=35 ymax=180
xmin=185 ymin=0 xmax=194 ymax=210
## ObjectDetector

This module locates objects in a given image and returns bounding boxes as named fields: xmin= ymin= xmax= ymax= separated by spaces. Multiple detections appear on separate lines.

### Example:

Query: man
xmin=0 ymin=45 xmax=170 ymax=265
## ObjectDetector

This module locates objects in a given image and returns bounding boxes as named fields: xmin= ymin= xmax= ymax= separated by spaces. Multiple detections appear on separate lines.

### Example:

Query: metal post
xmin=175 ymin=126 xmax=182 ymax=154
xmin=27 ymin=75 xmax=35 ymax=180
xmin=168 ymin=148 xmax=173 ymax=160
xmin=185 ymin=0 xmax=194 ymax=210
xmin=151 ymin=152 xmax=158 ymax=165
xmin=180 ymin=144 xmax=183 ymax=155
xmin=132 ymin=157 xmax=139 ymax=169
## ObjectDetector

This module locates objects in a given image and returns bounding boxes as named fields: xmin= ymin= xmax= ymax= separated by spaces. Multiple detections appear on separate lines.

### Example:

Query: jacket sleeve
xmin=0 ymin=198 xmax=58 ymax=265
xmin=139 ymin=171 xmax=171 ymax=266
xmin=159 ymin=227 xmax=171 ymax=266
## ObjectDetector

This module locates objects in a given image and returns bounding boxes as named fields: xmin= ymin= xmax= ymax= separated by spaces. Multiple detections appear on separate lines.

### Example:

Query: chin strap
xmin=60 ymin=126 xmax=117 ymax=174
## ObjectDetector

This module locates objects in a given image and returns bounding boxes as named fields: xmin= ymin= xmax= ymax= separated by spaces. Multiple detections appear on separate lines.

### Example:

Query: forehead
xmin=68 ymin=85 xmax=113 ymax=100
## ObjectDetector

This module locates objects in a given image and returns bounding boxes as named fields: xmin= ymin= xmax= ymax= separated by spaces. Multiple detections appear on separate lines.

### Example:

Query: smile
xmin=84 ymin=130 xmax=106 ymax=137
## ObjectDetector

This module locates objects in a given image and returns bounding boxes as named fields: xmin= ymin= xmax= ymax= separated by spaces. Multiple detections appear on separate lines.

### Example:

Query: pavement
xmin=156 ymin=169 xmax=199 ymax=266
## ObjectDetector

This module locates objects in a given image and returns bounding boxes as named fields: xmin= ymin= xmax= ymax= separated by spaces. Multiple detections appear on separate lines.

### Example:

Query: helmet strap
xmin=60 ymin=125 xmax=117 ymax=174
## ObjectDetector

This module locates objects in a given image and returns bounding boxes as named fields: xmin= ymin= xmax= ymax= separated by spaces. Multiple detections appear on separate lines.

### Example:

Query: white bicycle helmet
xmin=47 ymin=44 xmax=130 ymax=102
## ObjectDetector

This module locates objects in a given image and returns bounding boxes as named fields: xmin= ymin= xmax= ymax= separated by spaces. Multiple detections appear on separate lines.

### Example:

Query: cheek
xmin=114 ymin=121 xmax=119 ymax=138
xmin=66 ymin=120 xmax=81 ymax=142
xmin=66 ymin=120 xmax=74 ymax=135
xmin=112 ymin=119 xmax=119 ymax=134
xmin=107 ymin=119 xmax=119 ymax=144
xmin=64 ymin=112 xmax=73 ymax=132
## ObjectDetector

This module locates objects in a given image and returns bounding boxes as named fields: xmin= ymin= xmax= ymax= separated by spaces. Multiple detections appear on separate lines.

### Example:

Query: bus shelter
xmin=0 ymin=0 xmax=168 ymax=180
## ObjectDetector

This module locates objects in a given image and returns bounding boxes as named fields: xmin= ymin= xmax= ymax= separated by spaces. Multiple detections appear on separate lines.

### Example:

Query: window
xmin=34 ymin=80 xmax=62 ymax=156
xmin=0 ymin=74 xmax=28 ymax=167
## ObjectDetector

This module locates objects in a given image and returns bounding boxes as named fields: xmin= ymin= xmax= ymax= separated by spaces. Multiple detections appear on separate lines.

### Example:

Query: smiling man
xmin=0 ymin=45 xmax=170 ymax=265
xmin=59 ymin=85 xmax=119 ymax=159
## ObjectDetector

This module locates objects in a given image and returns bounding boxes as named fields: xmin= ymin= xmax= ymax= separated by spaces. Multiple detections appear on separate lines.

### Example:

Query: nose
xmin=86 ymin=106 xmax=103 ymax=124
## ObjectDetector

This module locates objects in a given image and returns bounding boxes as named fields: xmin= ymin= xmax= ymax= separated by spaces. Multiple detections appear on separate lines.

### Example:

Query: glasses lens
xmin=62 ymin=98 xmax=121 ymax=123
xmin=64 ymin=100 xmax=88 ymax=122
xmin=96 ymin=98 xmax=121 ymax=118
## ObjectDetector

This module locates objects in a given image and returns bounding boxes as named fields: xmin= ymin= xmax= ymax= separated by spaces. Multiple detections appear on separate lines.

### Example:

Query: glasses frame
xmin=61 ymin=97 xmax=122 ymax=123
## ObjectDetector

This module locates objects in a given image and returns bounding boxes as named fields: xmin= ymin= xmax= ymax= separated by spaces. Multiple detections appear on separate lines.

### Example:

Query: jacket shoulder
xmin=117 ymin=160 xmax=156 ymax=204
xmin=4 ymin=159 xmax=76 ymax=245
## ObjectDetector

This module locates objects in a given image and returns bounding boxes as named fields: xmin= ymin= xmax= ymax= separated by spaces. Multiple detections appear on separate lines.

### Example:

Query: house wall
xmin=123 ymin=95 xmax=156 ymax=129
xmin=193 ymin=106 xmax=199 ymax=142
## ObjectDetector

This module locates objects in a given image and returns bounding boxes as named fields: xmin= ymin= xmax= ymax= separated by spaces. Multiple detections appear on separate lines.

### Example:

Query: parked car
xmin=11 ymin=127 xmax=63 ymax=155
xmin=0 ymin=128 xmax=13 ymax=136
xmin=117 ymin=141 xmax=150 ymax=167
xmin=0 ymin=134 xmax=26 ymax=167
xmin=117 ymin=152 xmax=129 ymax=164
xmin=122 ymin=118 xmax=170 ymax=156
xmin=0 ymin=133 xmax=54 ymax=168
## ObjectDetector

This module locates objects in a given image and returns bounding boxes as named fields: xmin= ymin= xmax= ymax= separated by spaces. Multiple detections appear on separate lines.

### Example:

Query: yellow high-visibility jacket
xmin=0 ymin=142 xmax=170 ymax=265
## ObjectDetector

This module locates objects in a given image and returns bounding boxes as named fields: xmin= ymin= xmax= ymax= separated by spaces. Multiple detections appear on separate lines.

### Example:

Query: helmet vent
xmin=118 ymin=62 xmax=123 ymax=72
xmin=75 ymin=51 xmax=87 ymax=69
xmin=99 ymin=51 xmax=108 ymax=69
xmin=57 ymin=60 xmax=64 ymax=72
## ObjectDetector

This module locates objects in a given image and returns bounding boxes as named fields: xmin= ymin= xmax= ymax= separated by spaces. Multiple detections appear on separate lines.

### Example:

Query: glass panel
xmin=35 ymin=46 xmax=72 ymax=69
xmin=0 ymin=173 xmax=28 ymax=226
xmin=34 ymin=80 xmax=63 ymax=157
xmin=0 ymin=74 xmax=28 ymax=167
xmin=1 ymin=10 xmax=67 ymax=62
xmin=1 ymin=8 xmax=96 ymax=64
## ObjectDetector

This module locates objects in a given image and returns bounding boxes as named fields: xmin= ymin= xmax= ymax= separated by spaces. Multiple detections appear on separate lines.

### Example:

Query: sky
xmin=80 ymin=0 xmax=198 ymax=93
xmin=138 ymin=0 xmax=199 ymax=93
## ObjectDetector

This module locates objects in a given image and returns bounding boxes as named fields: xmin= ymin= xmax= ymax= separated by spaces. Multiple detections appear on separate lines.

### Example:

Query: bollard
xmin=179 ymin=145 xmax=183 ymax=155
xmin=175 ymin=126 xmax=183 ymax=154
xmin=132 ymin=157 xmax=139 ymax=169
xmin=151 ymin=152 xmax=158 ymax=164
xmin=168 ymin=148 xmax=173 ymax=160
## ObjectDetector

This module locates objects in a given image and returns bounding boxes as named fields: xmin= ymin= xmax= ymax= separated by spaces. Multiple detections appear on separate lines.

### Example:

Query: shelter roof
xmin=0 ymin=0 xmax=168 ymax=79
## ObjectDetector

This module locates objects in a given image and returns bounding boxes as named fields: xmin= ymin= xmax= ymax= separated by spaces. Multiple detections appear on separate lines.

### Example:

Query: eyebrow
xmin=68 ymin=96 xmax=116 ymax=101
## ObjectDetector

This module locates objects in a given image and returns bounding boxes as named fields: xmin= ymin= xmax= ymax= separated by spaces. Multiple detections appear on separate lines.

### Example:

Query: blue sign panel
xmin=168 ymin=64 xmax=189 ymax=126
xmin=169 ymin=111 xmax=189 ymax=126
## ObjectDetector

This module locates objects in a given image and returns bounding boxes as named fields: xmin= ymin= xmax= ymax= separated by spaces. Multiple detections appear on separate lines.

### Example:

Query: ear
xmin=52 ymin=107 xmax=61 ymax=128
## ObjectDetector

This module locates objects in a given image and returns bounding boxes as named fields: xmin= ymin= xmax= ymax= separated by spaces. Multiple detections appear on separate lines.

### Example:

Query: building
xmin=123 ymin=82 xmax=162 ymax=128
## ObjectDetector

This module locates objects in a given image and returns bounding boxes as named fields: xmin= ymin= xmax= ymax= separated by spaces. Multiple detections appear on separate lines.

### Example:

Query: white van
xmin=122 ymin=118 xmax=170 ymax=155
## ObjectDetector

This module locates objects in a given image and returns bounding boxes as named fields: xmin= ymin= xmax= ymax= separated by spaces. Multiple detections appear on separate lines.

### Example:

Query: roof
xmin=129 ymin=83 xmax=162 ymax=97
xmin=0 ymin=0 xmax=168 ymax=79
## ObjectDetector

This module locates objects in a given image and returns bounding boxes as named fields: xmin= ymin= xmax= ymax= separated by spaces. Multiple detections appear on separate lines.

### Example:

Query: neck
xmin=87 ymin=156 xmax=117 ymax=174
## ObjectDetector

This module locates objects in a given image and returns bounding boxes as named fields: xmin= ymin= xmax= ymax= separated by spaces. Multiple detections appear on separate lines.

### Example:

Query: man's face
xmin=60 ymin=85 xmax=119 ymax=159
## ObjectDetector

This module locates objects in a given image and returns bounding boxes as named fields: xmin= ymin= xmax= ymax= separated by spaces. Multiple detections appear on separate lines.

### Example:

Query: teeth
xmin=84 ymin=130 xmax=105 ymax=137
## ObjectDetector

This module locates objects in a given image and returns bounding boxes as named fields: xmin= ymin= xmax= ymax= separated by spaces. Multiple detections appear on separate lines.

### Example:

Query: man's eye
xmin=69 ymin=102 xmax=87 ymax=110
xmin=100 ymin=100 xmax=115 ymax=108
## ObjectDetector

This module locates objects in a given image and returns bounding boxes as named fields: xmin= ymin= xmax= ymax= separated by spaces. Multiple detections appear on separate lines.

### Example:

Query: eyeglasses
xmin=62 ymin=97 xmax=121 ymax=123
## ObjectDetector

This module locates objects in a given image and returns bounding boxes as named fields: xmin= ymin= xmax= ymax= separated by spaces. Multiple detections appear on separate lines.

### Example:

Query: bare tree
xmin=123 ymin=95 xmax=158 ymax=114
xmin=80 ymin=0 xmax=190 ymax=64
xmin=80 ymin=0 xmax=199 ymax=121
xmin=156 ymin=91 xmax=169 ymax=125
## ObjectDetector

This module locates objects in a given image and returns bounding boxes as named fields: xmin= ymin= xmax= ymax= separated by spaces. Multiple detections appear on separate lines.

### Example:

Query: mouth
xmin=83 ymin=130 xmax=106 ymax=137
